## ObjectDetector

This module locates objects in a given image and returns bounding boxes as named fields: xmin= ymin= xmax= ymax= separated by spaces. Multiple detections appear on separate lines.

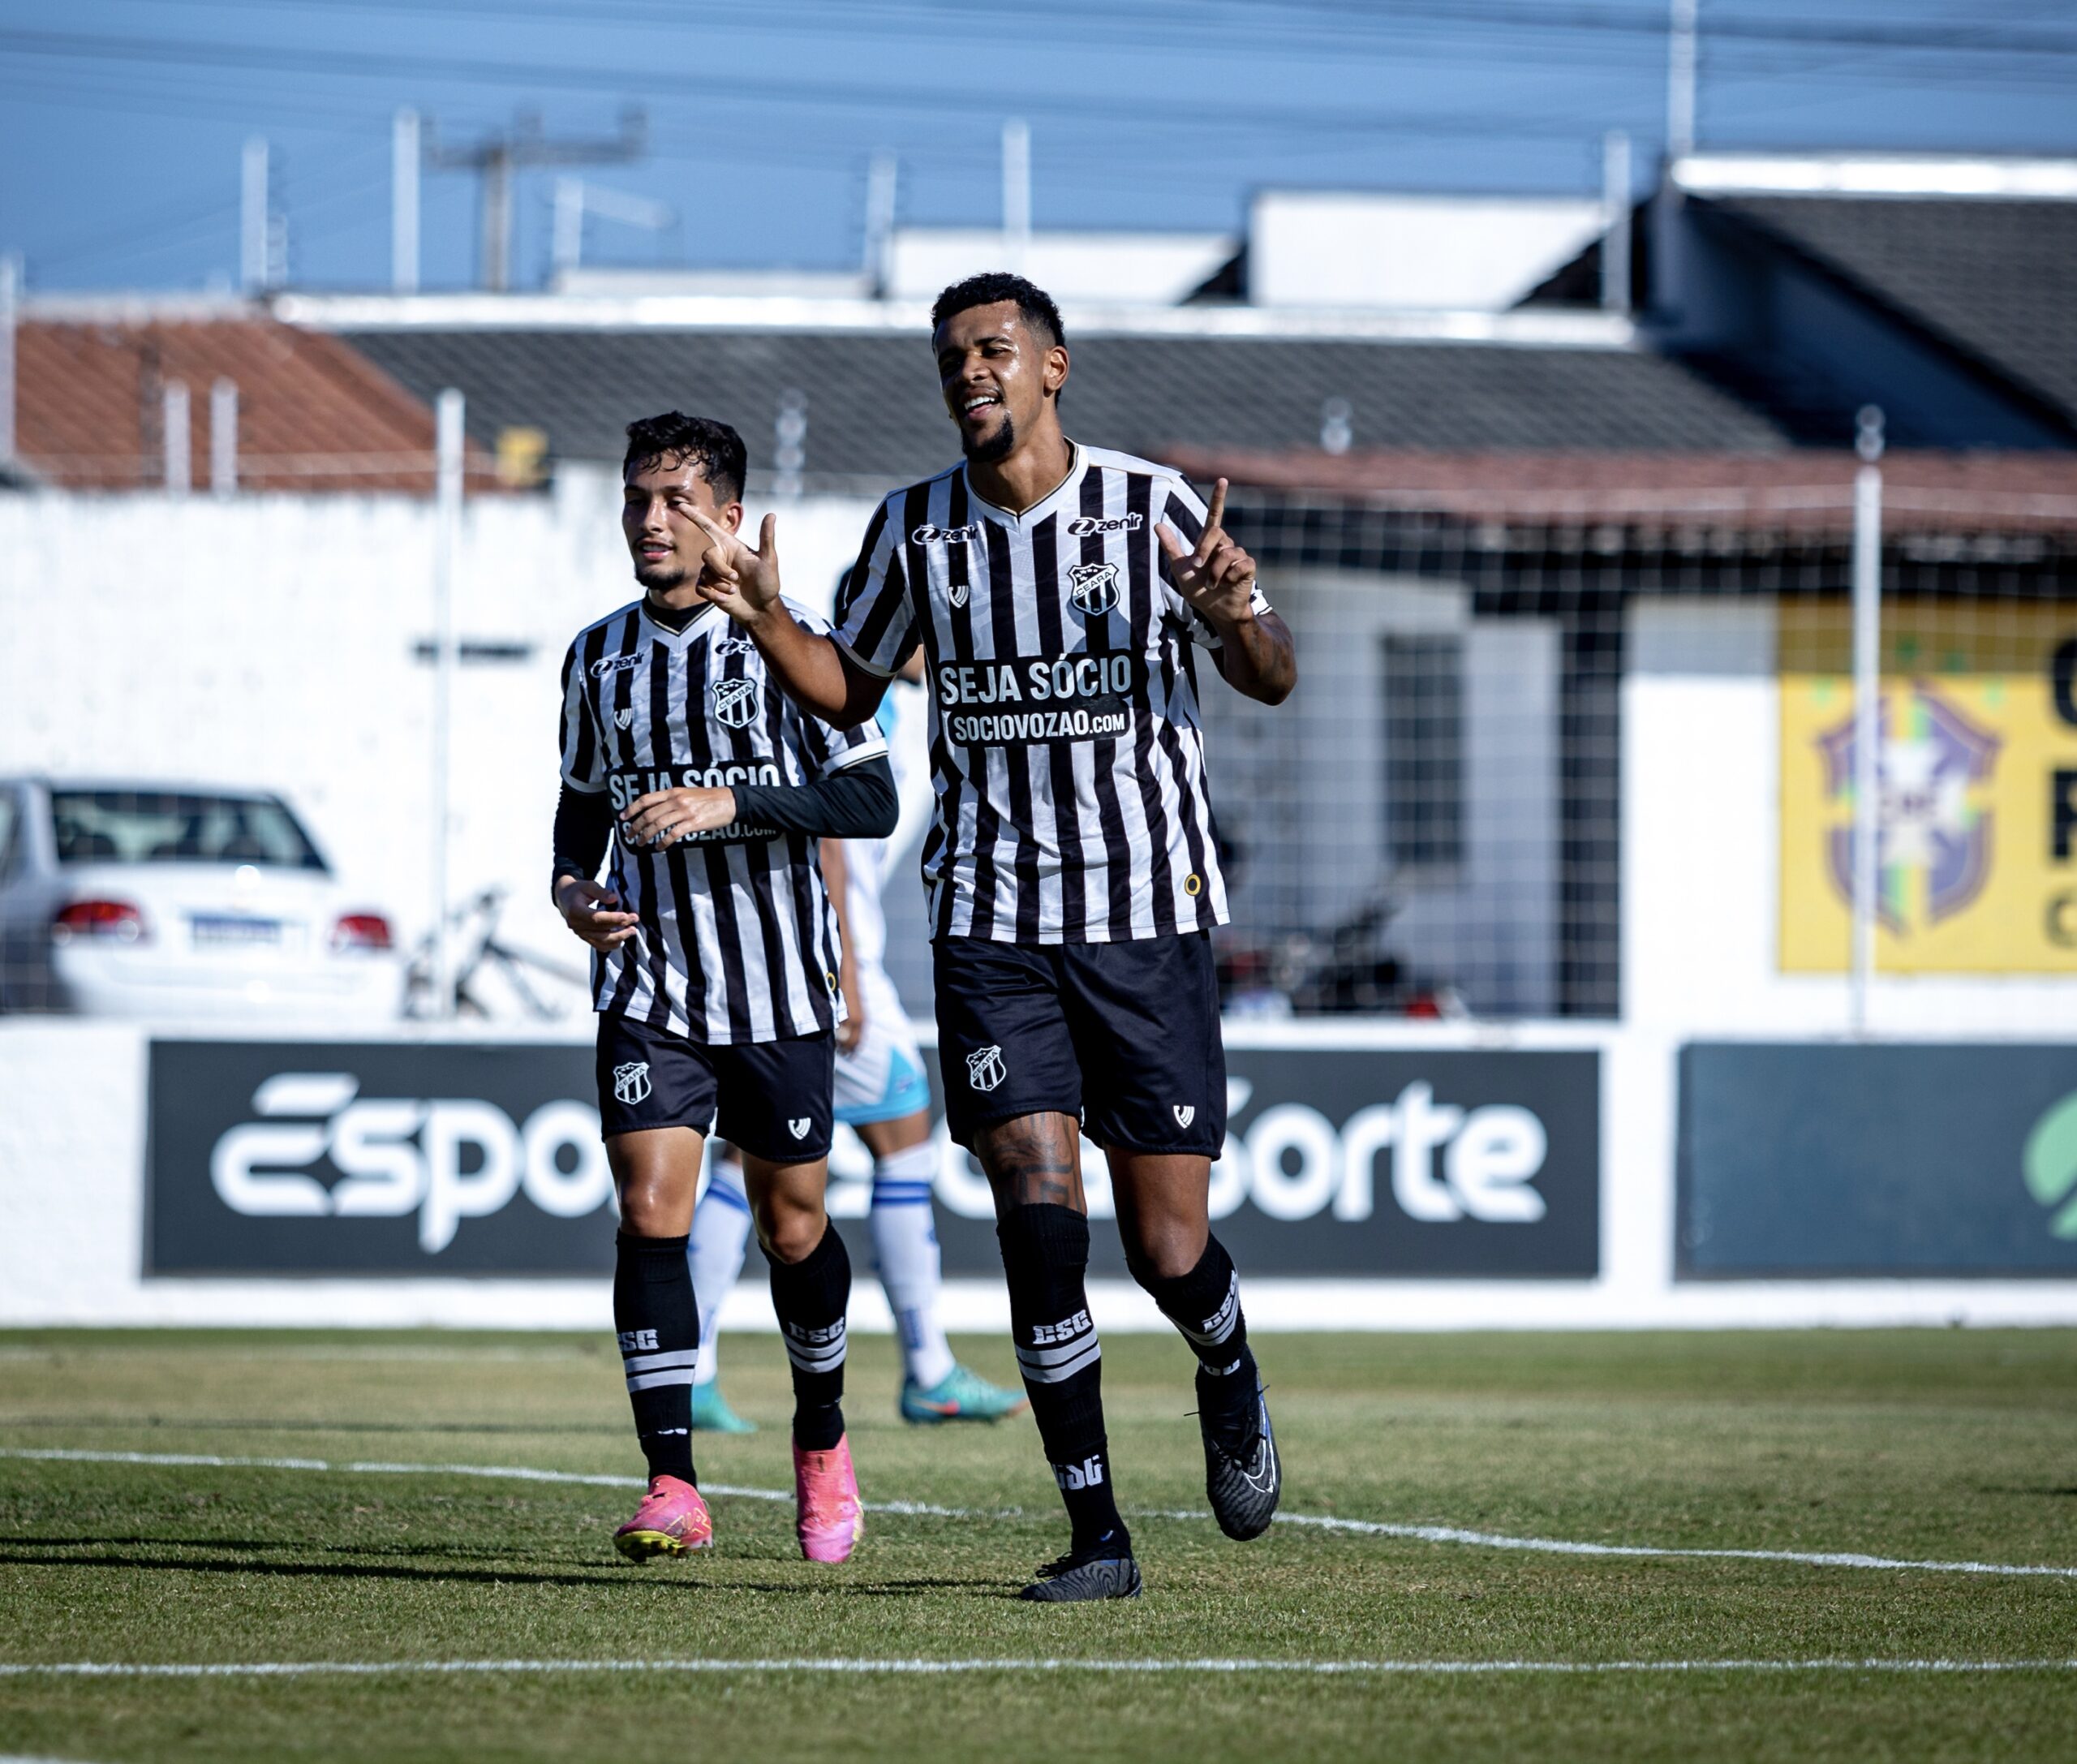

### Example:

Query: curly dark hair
xmin=928 ymin=272 xmax=1065 ymax=351
xmin=622 ymin=411 xmax=746 ymax=504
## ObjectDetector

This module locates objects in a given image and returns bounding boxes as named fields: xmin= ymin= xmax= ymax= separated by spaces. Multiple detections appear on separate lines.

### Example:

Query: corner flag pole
xmin=430 ymin=389 xmax=465 ymax=1020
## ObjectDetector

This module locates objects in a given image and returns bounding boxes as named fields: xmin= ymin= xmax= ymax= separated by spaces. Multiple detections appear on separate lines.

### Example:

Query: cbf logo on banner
xmin=148 ymin=1041 xmax=612 ymax=1275
xmin=1778 ymin=604 xmax=2077 ymax=972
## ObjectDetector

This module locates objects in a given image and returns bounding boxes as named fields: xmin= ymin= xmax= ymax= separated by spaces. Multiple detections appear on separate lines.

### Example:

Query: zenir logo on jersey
xmin=716 ymin=634 xmax=758 ymax=657
xmin=712 ymin=677 xmax=760 ymax=729
xmin=912 ymin=522 xmax=983 ymax=547
xmin=591 ymin=652 xmax=643 ymax=680
xmin=965 ymin=1043 xmax=1007 ymax=1093
xmin=1067 ymin=561 xmax=1120 ymax=617
xmin=1067 ymin=512 xmax=1142 ymax=537
xmin=613 ymin=1061 xmax=651 ymax=1105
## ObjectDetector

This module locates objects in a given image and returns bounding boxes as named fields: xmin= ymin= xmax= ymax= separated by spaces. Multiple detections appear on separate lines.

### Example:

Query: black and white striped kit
xmin=559 ymin=597 xmax=886 ymax=1043
xmin=833 ymin=445 xmax=1266 ymax=944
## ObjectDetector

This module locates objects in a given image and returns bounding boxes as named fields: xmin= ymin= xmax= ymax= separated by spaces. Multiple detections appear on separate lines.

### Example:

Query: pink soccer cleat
xmin=792 ymin=1435 xmax=864 ymax=1564
xmin=613 ymin=1474 xmax=713 ymax=1561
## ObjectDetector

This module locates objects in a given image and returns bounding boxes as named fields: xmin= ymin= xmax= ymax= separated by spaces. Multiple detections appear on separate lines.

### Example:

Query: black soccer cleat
xmin=1200 ymin=1375 xmax=1280 ymax=1542
xmin=1017 ymin=1542 xmax=1143 ymax=1603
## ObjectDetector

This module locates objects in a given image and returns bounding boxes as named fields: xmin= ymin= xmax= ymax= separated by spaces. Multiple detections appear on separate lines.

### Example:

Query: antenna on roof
xmin=1666 ymin=0 xmax=1699 ymax=161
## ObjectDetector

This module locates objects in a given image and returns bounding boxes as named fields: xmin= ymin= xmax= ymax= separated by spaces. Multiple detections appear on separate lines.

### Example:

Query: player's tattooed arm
xmin=978 ymin=1113 xmax=1086 ymax=1212
xmin=620 ymin=785 xmax=737 ymax=850
xmin=685 ymin=507 xmax=889 ymax=727
xmin=1156 ymin=476 xmax=1297 ymax=706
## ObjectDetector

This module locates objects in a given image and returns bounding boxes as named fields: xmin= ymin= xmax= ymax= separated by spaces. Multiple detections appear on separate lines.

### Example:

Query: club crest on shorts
xmin=1172 ymin=1104 xmax=1196 ymax=1129
xmin=614 ymin=708 xmax=634 ymax=730
xmin=613 ymin=1061 xmax=652 ymax=1106
xmin=711 ymin=676 xmax=760 ymax=729
xmin=1067 ymin=561 xmax=1121 ymax=617
xmin=965 ymin=1043 xmax=1007 ymax=1093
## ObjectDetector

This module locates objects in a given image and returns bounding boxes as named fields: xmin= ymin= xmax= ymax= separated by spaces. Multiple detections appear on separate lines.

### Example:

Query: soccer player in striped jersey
xmin=551 ymin=411 xmax=898 ymax=1566
xmin=683 ymin=275 xmax=1298 ymax=1602
xmin=686 ymin=665 xmax=1026 ymax=1431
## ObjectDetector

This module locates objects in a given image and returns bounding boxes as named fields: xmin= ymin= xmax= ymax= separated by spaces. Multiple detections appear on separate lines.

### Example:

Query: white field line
xmin=6 ymin=1448 xmax=2075 ymax=1581
xmin=0 ymin=1658 xmax=2073 ymax=1680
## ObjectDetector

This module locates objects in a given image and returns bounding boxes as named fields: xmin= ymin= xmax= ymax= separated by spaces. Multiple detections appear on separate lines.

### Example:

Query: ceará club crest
xmin=1067 ymin=561 xmax=1121 ymax=617
xmin=711 ymin=677 xmax=760 ymax=729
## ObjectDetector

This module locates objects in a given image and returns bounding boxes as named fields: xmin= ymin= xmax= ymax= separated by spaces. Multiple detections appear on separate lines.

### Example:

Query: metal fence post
xmin=1849 ymin=406 xmax=1885 ymax=1035
xmin=429 ymin=389 xmax=466 ymax=1019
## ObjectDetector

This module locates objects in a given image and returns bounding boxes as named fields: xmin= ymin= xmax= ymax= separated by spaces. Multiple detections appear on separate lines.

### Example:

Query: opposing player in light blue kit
xmin=688 ymin=661 xmax=1026 ymax=1431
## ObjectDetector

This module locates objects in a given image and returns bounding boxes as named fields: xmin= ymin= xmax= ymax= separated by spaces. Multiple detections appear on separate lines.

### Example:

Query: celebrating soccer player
xmin=684 ymin=275 xmax=1298 ymax=1601
xmin=551 ymin=411 xmax=898 ymax=1565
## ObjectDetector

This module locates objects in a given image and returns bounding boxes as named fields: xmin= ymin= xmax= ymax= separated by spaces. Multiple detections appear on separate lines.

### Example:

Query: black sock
xmin=998 ymin=1203 xmax=1129 ymax=1556
xmin=1137 ymin=1235 xmax=1259 ymax=1448
xmin=766 ymin=1220 xmax=849 ymax=1452
xmin=613 ymin=1230 xmax=698 ymax=1484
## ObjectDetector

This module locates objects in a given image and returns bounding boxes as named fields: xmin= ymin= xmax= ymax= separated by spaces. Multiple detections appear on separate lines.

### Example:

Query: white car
xmin=0 ymin=780 xmax=402 ymax=1024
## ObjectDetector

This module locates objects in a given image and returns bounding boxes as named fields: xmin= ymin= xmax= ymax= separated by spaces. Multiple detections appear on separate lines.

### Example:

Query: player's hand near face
xmin=621 ymin=786 xmax=736 ymax=850
xmin=688 ymin=510 xmax=783 ymax=625
xmin=1157 ymin=478 xmax=1259 ymax=632
xmin=555 ymin=876 xmax=639 ymax=951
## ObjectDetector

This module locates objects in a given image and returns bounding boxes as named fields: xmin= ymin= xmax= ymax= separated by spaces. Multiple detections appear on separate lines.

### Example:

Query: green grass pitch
xmin=2 ymin=1327 xmax=2074 ymax=1762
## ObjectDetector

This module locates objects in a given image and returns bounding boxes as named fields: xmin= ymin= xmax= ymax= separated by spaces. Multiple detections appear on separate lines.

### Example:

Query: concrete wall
xmin=0 ymin=484 xmax=880 ymax=1018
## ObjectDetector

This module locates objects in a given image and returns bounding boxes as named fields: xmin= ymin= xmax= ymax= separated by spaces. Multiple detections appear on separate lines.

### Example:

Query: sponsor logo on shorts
xmin=613 ymin=1061 xmax=651 ymax=1106
xmin=1173 ymin=1104 xmax=1196 ymax=1129
xmin=788 ymin=1116 xmax=811 ymax=1139
xmin=1066 ymin=512 xmax=1142 ymax=538
xmin=1067 ymin=561 xmax=1120 ymax=617
xmin=712 ymin=676 xmax=761 ymax=729
xmin=966 ymin=1043 xmax=1007 ymax=1093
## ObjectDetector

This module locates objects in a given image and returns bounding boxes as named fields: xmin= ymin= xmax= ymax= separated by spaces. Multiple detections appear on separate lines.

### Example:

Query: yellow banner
xmin=1779 ymin=602 xmax=2077 ymax=972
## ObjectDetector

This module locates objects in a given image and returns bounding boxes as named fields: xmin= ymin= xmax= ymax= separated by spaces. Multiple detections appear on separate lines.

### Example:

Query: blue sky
xmin=6 ymin=0 xmax=2076 ymax=293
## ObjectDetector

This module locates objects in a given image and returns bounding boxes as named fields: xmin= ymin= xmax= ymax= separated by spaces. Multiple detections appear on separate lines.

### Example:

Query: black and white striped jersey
xmin=832 ymin=444 xmax=1266 ymax=944
xmin=558 ymin=596 xmax=887 ymax=1043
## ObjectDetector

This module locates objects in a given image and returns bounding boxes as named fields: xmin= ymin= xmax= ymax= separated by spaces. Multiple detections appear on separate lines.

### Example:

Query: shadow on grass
xmin=0 ymin=1547 xmax=1004 ymax=1598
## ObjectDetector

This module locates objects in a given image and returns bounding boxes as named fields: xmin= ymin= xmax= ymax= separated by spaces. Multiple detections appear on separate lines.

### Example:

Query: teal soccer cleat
xmin=900 ymin=1362 xmax=1030 ymax=1425
xmin=690 ymin=1382 xmax=758 ymax=1434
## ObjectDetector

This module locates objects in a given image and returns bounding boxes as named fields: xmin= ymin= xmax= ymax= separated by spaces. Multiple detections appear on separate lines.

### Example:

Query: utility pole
xmin=424 ymin=109 xmax=647 ymax=292
xmin=1602 ymin=130 xmax=1632 ymax=315
xmin=428 ymin=388 xmax=466 ymax=1018
xmin=1666 ymin=0 xmax=1698 ymax=161
xmin=1002 ymin=118 xmax=1030 ymax=276
xmin=393 ymin=108 xmax=421 ymax=295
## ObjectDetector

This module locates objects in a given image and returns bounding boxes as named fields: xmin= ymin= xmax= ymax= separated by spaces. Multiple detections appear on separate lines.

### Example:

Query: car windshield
xmin=49 ymin=791 xmax=329 ymax=871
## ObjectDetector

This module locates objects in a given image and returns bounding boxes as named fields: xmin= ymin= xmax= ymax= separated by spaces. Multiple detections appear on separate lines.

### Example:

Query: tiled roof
xmin=342 ymin=326 xmax=1788 ymax=489
xmin=1709 ymin=196 xmax=2077 ymax=428
xmin=11 ymin=317 xmax=498 ymax=493
xmin=1161 ymin=445 xmax=2077 ymax=535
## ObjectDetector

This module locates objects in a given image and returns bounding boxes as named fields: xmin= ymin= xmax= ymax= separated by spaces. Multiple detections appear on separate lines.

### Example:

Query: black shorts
xmin=932 ymin=931 xmax=1225 ymax=1156
xmin=595 ymin=1013 xmax=835 ymax=1163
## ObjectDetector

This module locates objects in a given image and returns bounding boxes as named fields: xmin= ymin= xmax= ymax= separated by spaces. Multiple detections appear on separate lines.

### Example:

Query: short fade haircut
xmin=929 ymin=272 xmax=1066 ymax=351
xmin=622 ymin=411 xmax=746 ymax=504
